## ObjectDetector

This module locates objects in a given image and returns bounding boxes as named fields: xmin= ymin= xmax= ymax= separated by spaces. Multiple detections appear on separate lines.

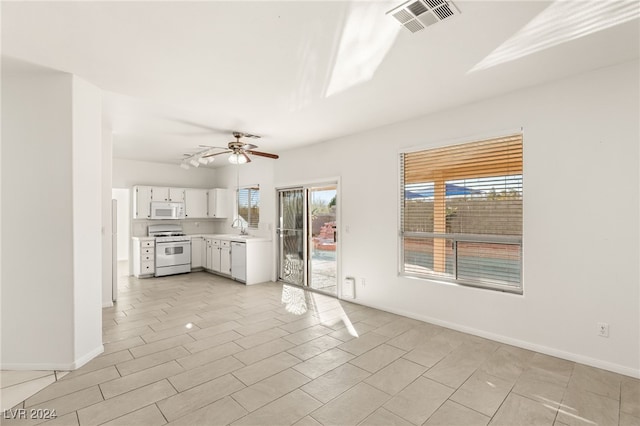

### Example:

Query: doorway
xmin=277 ymin=183 xmax=338 ymax=296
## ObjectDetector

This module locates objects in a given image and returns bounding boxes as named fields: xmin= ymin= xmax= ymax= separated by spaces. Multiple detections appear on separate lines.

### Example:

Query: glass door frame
xmin=276 ymin=179 xmax=341 ymax=297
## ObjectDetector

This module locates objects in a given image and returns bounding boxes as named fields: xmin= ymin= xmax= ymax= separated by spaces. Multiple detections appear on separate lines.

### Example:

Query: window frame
xmin=236 ymin=185 xmax=260 ymax=229
xmin=398 ymin=133 xmax=524 ymax=294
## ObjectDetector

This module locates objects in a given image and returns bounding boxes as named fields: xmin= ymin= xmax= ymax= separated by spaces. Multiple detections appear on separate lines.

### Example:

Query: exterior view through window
xmin=400 ymin=134 xmax=523 ymax=293
xmin=237 ymin=186 xmax=259 ymax=229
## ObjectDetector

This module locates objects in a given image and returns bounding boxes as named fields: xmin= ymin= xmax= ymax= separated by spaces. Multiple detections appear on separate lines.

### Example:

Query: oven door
xmin=155 ymin=241 xmax=191 ymax=268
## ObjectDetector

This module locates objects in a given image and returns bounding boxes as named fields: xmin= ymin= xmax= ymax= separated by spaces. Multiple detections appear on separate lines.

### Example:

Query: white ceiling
xmin=2 ymin=1 xmax=638 ymax=167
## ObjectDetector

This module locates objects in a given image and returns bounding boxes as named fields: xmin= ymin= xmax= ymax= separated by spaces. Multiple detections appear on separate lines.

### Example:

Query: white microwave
xmin=150 ymin=202 xmax=185 ymax=220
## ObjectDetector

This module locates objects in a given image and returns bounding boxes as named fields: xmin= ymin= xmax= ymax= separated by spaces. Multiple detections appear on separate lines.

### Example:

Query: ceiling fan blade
xmin=246 ymin=150 xmax=279 ymax=159
xmin=242 ymin=133 xmax=261 ymax=139
xmin=199 ymin=145 xmax=229 ymax=150
xmin=242 ymin=143 xmax=258 ymax=150
xmin=202 ymin=150 xmax=231 ymax=158
xmin=242 ymin=152 xmax=252 ymax=163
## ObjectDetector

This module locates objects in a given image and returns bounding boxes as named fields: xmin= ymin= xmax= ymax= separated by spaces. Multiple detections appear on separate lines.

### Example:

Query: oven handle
xmin=156 ymin=241 xmax=190 ymax=246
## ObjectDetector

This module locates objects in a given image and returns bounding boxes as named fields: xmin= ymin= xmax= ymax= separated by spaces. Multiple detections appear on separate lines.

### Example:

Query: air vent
xmin=433 ymin=3 xmax=454 ymax=19
xmin=407 ymin=1 xmax=428 ymax=16
xmin=425 ymin=0 xmax=445 ymax=8
xmin=393 ymin=9 xmax=414 ymax=24
xmin=405 ymin=20 xmax=425 ymax=33
xmin=387 ymin=0 xmax=460 ymax=34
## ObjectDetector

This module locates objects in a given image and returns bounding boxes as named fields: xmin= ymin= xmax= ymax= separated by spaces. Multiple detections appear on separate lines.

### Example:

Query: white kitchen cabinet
xmin=185 ymin=189 xmax=208 ymax=218
xmin=152 ymin=187 xmax=185 ymax=202
xmin=220 ymin=240 xmax=231 ymax=276
xmin=205 ymin=238 xmax=222 ymax=272
xmin=169 ymin=188 xmax=185 ymax=202
xmin=191 ymin=236 xmax=204 ymax=269
xmin=133 ymin=186 xmax=153 ymax=219
xmin=132 ymin=238 xmax=155 ymax=277
xmin=208 ymin=188 xmax=229 ymax=218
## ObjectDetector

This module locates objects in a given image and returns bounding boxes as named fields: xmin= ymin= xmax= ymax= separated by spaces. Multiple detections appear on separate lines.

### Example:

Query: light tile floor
xmin=2 ymin=271 xmax=639 ymax=426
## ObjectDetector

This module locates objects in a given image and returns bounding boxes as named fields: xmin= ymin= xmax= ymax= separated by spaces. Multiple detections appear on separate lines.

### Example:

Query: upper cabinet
xmin=133 ymin=185 xmax=228 ymax=219
xmin=208 ymin=188 xmax=229 ymax=218
xmin=134 ymin=186 xmax=153 ymax=219
xmin=151 ymin=187 xmax=185 ymax=202
xmin=185 ymin=188 xmax=208 ymax=218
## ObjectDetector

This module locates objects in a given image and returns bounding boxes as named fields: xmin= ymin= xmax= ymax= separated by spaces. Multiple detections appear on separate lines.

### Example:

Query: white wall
xmin=2 ymin=67 xmax=75 ymax=368
xmin=1 ymin=60 xmax=104 ymax=369
xmin=272 ymin=60 xmax=639 ymax=377
xmin=71 ymin=76 xmax=103 ymax=362
xmin=101 ymin=127 xmax=113 ymax=307
xmin=113 ymin=188 xmax=130 ymax=261
xmin=113 ymin=158 xmax=217 ymax=189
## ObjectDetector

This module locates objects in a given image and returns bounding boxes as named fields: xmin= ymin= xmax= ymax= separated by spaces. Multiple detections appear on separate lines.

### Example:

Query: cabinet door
xmin=220 ymin=246 xmax=231 ymax=275
xmin=205 ymin=239 xmax=213 ymax=270
xmin=211 ymin=240 xmax=221 ymax=272
xmin=134 ymin=186 xmax=153 ymax=219
xmin=151 ymin=187 xmax=170 ymax=201
xmin=169 ymin=188 xmax=185 ymax=202
xmin=191 ymin=237 xmax=203 ymax=268
xmin=208 ymin=188 xmax=229 ymax=218
xmin=185 ymin=189 xmax=208 ymax=218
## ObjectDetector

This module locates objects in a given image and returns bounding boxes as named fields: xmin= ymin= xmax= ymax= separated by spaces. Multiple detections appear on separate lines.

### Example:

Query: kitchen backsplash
xmin=131 ymin=219 xmax=218 ymax=237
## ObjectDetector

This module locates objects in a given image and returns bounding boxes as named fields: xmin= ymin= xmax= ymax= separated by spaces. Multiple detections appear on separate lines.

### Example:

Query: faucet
xmin=240 ymin=226 xmax=248 ymax=236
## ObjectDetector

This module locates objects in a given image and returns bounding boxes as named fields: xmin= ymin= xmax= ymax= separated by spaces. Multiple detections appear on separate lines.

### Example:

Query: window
xmin=237 ymin=186 xmax=260 ymax=229
xmin=400 ymin=134 xmax=523 ymax=293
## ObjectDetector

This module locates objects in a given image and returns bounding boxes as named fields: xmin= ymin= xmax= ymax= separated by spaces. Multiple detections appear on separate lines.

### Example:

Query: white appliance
xmin=150 ymin=201 xmax=185 ymax=220
xmin=231 ymin=242 xmax=246 ymax=282
xmin=148 ymin=224 xmax=191 ymax=277
xmin=112 ymin=199 xmax=118 ymax=302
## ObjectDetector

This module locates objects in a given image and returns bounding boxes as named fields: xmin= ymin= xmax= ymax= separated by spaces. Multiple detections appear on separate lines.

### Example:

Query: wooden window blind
xmin=400 ymin=134 xmax=523 ymax=293
xmin=238 ymin=186 xmax=260 ymax=229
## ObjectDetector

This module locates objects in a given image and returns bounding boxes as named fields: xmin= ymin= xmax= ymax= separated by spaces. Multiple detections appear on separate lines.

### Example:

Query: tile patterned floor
xmin=3 ymin=271 xmax=639 ymax=426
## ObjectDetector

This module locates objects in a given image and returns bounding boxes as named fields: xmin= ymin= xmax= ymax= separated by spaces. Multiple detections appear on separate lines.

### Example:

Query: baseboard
xmin=1 ymin=345 xmax=104 ymax=371
xmin=102 ymin=301 xmax=114 ymax=308
xmin=350 ymin=299 xmax=640 ymax=379
xmin=71 ymin=344 xmax=104 ymax=369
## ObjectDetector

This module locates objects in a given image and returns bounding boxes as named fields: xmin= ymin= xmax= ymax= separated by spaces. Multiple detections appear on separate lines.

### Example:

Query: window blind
xmin=238 ymin=186 xmax=260 ymax=228
xmin=400 ymin=134 xmax=523 ymax=293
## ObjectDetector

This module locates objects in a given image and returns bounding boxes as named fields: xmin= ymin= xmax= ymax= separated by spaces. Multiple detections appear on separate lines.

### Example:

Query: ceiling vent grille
xmin=387 ymin=0 xmax=460 ymax=33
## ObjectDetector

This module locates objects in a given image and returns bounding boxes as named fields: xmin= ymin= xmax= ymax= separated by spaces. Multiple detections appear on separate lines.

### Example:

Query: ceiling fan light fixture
xmin=198 ymin=157 xmax=209 ymax=165
xmin=189 ymin=158 xmax=200 ymax=167
xmin=228 ymin=153 xmax=247 ymax=164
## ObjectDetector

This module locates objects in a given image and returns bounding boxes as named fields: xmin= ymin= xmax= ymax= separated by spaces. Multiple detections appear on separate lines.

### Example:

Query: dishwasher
xmin=231 ymin=242 xmax=246 ymax=282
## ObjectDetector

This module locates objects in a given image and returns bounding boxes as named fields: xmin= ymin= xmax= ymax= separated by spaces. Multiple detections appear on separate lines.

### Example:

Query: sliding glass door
xmin=277 ymin=189 xmax=305 ymax=286
xmin=277 ymin=184 xmax=338 ymax=295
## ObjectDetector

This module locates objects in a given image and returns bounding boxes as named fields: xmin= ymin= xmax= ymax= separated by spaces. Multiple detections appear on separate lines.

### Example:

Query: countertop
xmin=133 ymin=234 xmax=271 ymax=243
xmin=190 ymin=234 xmax=271 ymax=243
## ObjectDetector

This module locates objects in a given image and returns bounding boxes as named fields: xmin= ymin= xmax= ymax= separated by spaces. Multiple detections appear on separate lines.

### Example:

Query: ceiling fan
xmin=180 ymin=131 xmax=279 ymax=168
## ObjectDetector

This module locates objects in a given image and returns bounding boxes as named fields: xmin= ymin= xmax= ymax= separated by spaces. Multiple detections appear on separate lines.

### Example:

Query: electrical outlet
xmin=360 ymin=278 xmax=366 ymax=287
xmin=597 ymin=322 xmax=609 ymax=337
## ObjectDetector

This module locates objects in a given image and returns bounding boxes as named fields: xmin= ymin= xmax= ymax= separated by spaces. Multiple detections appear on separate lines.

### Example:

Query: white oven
xmin=155 ymin=240 xmax=191 ymax=277
xmin=149 ymin=224 xmax=191 ymax=277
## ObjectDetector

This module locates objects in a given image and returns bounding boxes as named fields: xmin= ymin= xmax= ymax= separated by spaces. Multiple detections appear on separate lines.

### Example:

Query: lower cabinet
xmin=199 ymin=236 xmax=272 ymax=284
xmin=133 ymin=238 xmax=155 ymax=278
xmin=191 ymin=236 xmax=204 ymax=269
xmin=220 ymin=241 xmax=231 ymax=276
xmin=204 ymin=238 xmax=230 ymax=275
